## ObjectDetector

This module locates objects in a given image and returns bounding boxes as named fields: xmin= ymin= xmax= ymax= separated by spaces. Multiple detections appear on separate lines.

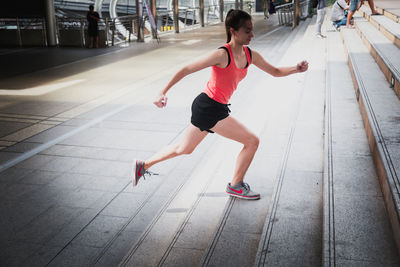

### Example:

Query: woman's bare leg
xmin=144 ymin=124 xmax=208 ymax=169
xmin=210 ymin=116 xmax=259 ymax=186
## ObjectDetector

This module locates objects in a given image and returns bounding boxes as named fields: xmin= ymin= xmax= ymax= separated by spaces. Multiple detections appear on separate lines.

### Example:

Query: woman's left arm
xmin=252 ymin=50 xmax=308 ymax=77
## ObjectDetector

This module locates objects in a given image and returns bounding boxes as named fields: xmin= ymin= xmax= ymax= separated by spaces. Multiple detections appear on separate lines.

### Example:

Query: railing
xmin=0 ymin=1 xmax=256 ymax=47
xmin=299 ymin=0 xmax=311 ymax=19
xmin=81 ymin=1 xmax=253 ymax=45
xmin=0 ymin=18 xmax=47 ymax=46
xmin=57 ymin=17 xmax=84 ymax=47
xmin=204 ymin=3 xmax=237 ymax=24
xmin=276 ymin=2 xmax=294 ymax=26
xmin=56 ymin=17 xmax=111 ymax=47
xmin=58 ymin=15 xmax=153 ymax=47
xmin=275 ymin=0 xmax=310 ymax=26
xmin=157 ymin=1 xmax=249 ymax=34
xmin=106 ymin=15 xmax=142 ymax=46
xmin=156 ymin=9 xmax=197 ymax=33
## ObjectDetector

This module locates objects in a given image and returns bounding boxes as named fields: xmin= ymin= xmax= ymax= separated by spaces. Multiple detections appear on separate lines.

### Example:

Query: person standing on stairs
xmin=133 ymin=9 xmax=309 ymax=200
xmin=346 ymin=0 xmax=379 ymax=28
xmin=316 ymin=0 xmax=327 ymax=38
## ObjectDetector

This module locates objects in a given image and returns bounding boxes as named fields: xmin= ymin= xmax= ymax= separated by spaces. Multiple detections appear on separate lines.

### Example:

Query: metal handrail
xmin=275 ymin=2 xmax=294 ymax=10
xmin=0 ymin=1 xmax=256 ymax=47
xmin=299 ymin=0 xmax=311 ymax=19
xmin=276 ymin=2 xmax=294 ymax=26
xmin=156 ymin=1 xmax=253 ymax=33
xmin=275 ymin=0 xmax=310 ymax=26
xmin=105 ymin=14 xmax=144 ymax=45
xmin=0 ymin=17 xmax=47 ymax=47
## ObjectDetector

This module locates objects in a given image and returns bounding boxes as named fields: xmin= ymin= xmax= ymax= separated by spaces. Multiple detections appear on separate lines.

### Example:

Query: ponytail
xmin=225 ymin=9 xmax=252 ymax=43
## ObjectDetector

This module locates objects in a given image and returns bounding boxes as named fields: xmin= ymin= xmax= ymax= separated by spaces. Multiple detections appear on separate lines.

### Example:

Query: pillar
xmin=44 ymin=0 xmax=57 ymax=46
xmin=151 ymin=0 xmax=157 ymax=38
xmin=200 ymin=0 xmax=204 ymax=27
xmin=136 ymin=0 xmax=144 ymax=42
xmin=219 ymin=0 xmax=224 ymax=22
xmin=173 ymin=0 xmax=179 ymax=33
xmin=293 ymin=0 xmax=300 ymax=28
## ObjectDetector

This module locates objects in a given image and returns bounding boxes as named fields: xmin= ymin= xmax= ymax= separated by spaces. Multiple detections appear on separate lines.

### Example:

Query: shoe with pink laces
xmin=132 ymin=160 xmax=158 ymax=186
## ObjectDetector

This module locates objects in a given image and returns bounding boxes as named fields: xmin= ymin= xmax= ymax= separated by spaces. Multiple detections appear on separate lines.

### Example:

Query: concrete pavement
xmin=1 ymin=5 xmax=400 ymax=266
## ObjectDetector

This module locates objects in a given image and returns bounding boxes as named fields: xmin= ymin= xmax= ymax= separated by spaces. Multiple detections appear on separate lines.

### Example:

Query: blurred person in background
xmin=87 ymin=5 xmax=100 ymax=48
xmin=316 ymin=0 xmax=327 ymax=38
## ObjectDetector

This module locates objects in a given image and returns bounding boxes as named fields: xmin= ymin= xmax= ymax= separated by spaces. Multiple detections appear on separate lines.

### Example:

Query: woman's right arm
xmin=154 ymin=49 xmax=227 ymax=108
xmin=252 ymin=50 xmax=308 ymax=77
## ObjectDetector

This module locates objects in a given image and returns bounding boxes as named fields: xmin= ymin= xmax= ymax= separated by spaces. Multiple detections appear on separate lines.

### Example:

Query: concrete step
xmin=341 ymin=25 xmax=400 ymax=256
xmin=254 ymin=15 xmax=325 ymax=266
xmin=22 ymin=18 xmax=285 ymax=267
xmin=323 ymin=25 xmax=400 ymax=266
xmin=359 ymin=5 xmax=400 ymax=49
xmin=372 ymin=2 xmax=400 ymax=24
xmin=200 ymin=18 xmax=319 ymax=267
xmin=353 ymin=13 xmax=400 ymax=99
xmin=116 ymin=20 xmax=310 ymax=267
xmin=187 ymin=21 xmax=309 ymax=267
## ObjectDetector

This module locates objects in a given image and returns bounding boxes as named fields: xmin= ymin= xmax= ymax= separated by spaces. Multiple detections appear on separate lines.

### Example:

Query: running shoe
xmin=226 ymin=182 xmax=260 ymax=200
xmin=132 ymin=160 xmax=158 ymax=186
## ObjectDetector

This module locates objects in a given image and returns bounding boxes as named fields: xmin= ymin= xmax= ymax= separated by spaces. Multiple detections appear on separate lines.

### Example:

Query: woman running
xmin=133 ymin=9 xmax=308 ymax=200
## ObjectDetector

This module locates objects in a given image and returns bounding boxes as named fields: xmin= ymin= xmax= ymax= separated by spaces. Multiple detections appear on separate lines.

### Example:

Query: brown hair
xmin=225 ymin=9 xmax=252 ymax=43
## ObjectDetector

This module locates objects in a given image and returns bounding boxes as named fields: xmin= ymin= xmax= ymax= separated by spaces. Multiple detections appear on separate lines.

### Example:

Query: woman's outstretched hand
xmin=297 ymin=60 xmax=309 ymax=72
xmin=154 ymin=94 xmax=168 ymax=108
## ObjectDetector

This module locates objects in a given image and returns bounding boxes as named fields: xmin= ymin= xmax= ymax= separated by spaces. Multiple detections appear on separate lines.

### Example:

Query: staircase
xmin=14 ymin=5 xmax=399 ymax=266
xmin=323 ymin=1 xmax=400 ymax=266
xmin=112 ymin=4 xmax=400 ymax=266
xmin=116 ymin=17 xmax=322 ymax=267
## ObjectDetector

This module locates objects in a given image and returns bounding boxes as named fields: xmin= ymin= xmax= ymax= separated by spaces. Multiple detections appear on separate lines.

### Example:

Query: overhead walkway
xmin=0 ymin=6 xmax=399 ymax=267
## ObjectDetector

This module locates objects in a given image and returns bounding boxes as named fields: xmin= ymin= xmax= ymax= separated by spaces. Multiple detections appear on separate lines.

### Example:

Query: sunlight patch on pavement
xmin=0 ymin=79 xmax=85 ymax=96
xmin=182 ymin=39 xmax=201 ymax=45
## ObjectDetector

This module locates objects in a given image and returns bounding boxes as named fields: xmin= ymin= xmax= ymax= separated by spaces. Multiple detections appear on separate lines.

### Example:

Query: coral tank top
xmin=203 ymin=43 xmax=252 ymax=104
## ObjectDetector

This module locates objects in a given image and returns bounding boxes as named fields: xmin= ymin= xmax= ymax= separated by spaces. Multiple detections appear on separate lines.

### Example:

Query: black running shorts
xmin=191 ymin=93 xmax=230 ymax=133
